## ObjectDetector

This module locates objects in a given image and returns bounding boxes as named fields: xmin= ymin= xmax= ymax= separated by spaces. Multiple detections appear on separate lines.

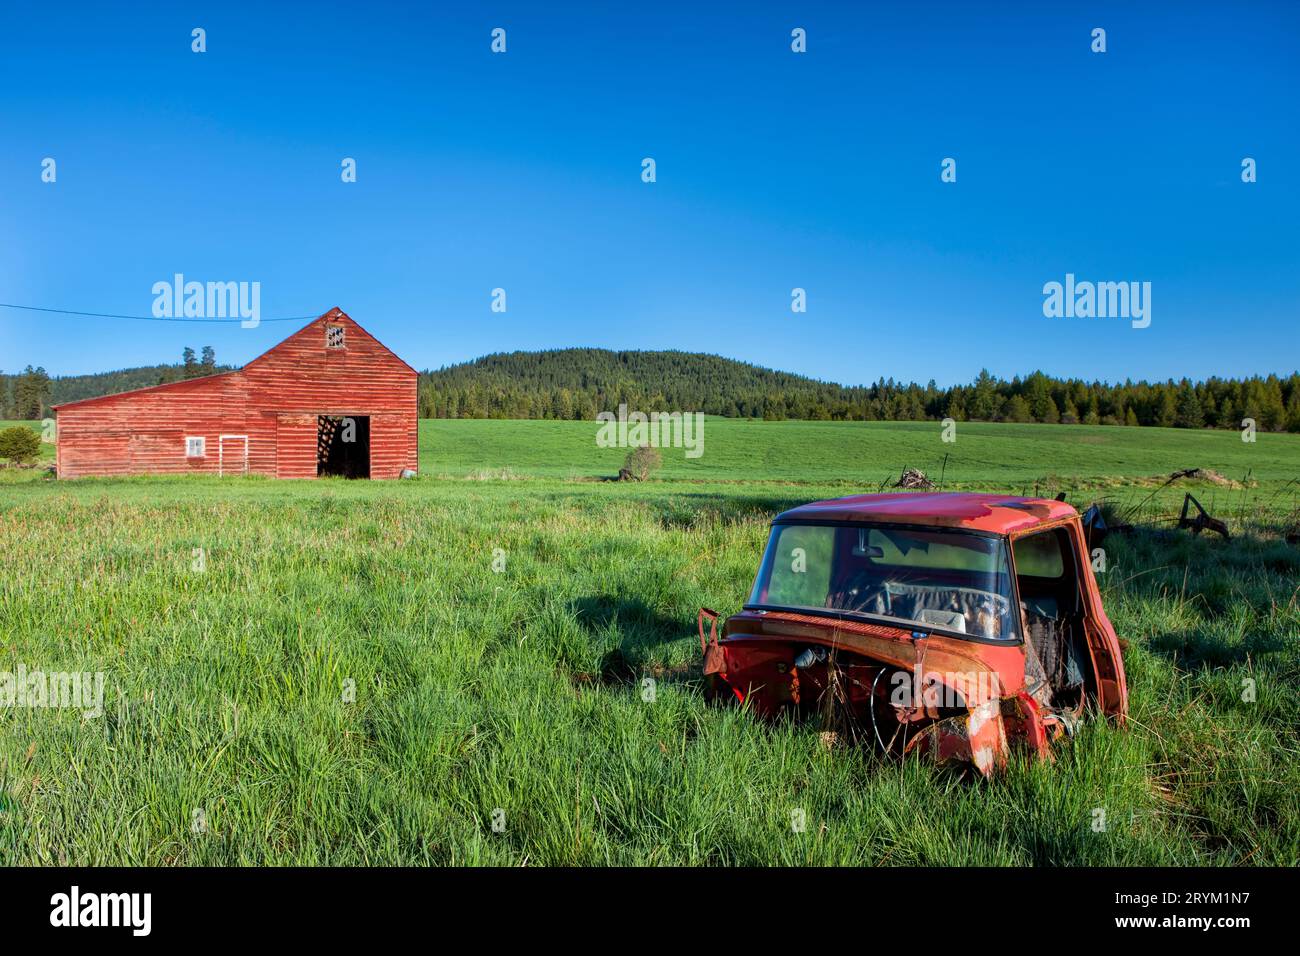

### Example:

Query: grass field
xmin=416 ymin=417 xmax=1299 ymax=487
xmin=1 ymin=419 xmax=1298 ymax=865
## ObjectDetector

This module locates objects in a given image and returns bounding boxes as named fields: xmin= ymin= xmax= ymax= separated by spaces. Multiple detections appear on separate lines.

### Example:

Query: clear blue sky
xmin=1 ymin=1 xmax=1296 ymax=384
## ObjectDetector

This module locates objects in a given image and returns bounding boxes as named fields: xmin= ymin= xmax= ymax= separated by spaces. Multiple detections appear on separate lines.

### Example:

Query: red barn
xmin=53 ymin=308 xmax=418 ymax=479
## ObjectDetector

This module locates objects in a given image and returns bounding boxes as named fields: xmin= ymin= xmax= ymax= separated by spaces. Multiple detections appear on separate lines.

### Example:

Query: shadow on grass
xmin=1108 ymin=526 xmax=1298 ymax=670
xmin=1144 ymin=629 xmax=1290 ymax=669
xmin=567 ymin=594 xmax=697 ymax=686
xmin=647 ymin=492 xmax=830 ymax=530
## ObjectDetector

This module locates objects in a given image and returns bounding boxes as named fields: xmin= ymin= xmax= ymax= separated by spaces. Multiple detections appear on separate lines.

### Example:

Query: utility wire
xmin=0 ymin=303 xmax=318 ymax=323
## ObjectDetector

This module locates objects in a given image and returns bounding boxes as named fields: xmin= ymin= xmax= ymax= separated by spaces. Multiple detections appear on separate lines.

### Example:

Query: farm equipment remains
xmin=1176 ymin=493 xmax=1231 ymax=540
xmin=1084 ymin=472 xmax=1238 ymax=542
xmin=699 ymin=492 xmax=1129 ymax=777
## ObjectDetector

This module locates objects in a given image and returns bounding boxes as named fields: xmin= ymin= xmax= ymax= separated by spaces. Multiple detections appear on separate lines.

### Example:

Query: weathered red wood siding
xmin=54 ymin=309 xmax=419 ymax=479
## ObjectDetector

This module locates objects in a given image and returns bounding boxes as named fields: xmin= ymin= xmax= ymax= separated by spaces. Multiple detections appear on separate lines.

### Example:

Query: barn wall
xmin=275 ymin=414 xmax=317 ymax=479
xmin=54 ymin=310 xmax=418 ymax=479
xmin=55 ymin=373 xmax=250 ymax=478
xmin=370 ymin=413 xmax=416 ymax=479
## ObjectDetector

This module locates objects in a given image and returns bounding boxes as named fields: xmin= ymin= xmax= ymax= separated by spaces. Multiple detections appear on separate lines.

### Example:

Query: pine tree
xmin=1002 ymin=395 xmax=1032 ymax=422
xmin=1174 ymin=383 xmax=1204 ymax=428
xmin=13 ymin=366 xmax=51 ymax=420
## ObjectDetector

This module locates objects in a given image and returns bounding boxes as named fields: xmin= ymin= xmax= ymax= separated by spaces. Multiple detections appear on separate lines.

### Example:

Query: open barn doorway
xmin=317 ymin=415 xmax=370 ymax=478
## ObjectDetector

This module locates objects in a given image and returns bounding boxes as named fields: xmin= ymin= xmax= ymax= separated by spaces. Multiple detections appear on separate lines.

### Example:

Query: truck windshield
xmin=747 ymin=522 xmax=1018 ymax=641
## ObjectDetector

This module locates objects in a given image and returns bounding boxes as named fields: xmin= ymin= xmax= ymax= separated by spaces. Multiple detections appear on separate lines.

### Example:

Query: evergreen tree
xmin=1174 ymin=382 xmax=1204 ymax=428
xmin=1002 ymin=395 xmax=1032 ymax=422
xmin=13 ymin=366 xmax=51 ymax=420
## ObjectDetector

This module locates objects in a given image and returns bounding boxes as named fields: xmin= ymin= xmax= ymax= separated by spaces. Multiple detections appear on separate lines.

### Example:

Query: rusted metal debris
xmin=1176 ymin=493 xmax=1230 ymax=539
xmin=1078 ymin=493 xmax=1233 ymax=546
xmin=1080 ymin=502 xmax=1135 ymax=547
xmin=698 ymin=607 xmax=726 ymax=677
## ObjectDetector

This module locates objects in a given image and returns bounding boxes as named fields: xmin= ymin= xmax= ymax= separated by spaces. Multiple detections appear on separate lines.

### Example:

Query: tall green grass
xmin=417 ymin=417 xmax=1300 ymax=487
xmin=1 ymin=462 xmax=1297 ymax=865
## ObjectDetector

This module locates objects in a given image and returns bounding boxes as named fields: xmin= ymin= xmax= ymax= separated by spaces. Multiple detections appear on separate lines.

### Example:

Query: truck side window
xmin=1012 ymin=528 xmax=1077 ymax=619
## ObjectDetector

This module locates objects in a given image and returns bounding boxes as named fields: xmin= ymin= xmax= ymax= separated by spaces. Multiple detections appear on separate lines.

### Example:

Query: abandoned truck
xmin=699 ymin=492 xmax=1129 ymax=776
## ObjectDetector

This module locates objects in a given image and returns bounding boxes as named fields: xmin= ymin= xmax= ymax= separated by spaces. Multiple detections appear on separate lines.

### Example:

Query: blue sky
xmin=1 ymin=1 xmax=1296 ymax=384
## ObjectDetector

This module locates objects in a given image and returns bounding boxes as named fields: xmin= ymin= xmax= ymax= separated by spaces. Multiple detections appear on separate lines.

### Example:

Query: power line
xmin=0 ymin=303 xmax=318 ymax=323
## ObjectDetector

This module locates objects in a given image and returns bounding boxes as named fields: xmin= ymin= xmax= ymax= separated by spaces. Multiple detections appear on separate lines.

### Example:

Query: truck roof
xmin=774 ymin=491 xmax=1077 ymax=534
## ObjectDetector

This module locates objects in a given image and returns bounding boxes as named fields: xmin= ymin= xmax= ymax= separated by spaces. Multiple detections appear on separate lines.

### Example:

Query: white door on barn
xmin=218 ymin=435 xmax=248 ymax=476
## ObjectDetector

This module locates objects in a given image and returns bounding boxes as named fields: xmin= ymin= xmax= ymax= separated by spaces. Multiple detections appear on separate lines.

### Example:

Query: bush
xmin=0 ymin=426 xmax=42 ymax=466
xmin=623 ymin=444 xmax=661 ymax=481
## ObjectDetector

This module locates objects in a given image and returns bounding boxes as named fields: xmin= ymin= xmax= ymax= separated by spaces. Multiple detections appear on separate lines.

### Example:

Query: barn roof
xmin=50 ymin=367 xmax=240 ymax=411
xmin=775 ymin=492 xmax=1077 ymax=534
xmin=52 ymin=308 xmax=415 ymax=410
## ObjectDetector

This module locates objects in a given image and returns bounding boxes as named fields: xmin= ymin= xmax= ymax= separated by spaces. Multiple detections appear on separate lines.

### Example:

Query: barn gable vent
xmin=326 ymin=325 xmax=346 ymax=349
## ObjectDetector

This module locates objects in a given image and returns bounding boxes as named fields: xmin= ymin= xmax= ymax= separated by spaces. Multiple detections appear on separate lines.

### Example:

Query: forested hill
xmin=0 ymin=365 xmax=189 ymax=416
xmin=0 ymin=350 xmax=232 ymax=418
xmin=419 ymin=348 xmax=1300 ymax=431
xmin=420 ymin=349 xmax=848 ymax=420
xmin=48 ymin=366 xmax=194 ymax=405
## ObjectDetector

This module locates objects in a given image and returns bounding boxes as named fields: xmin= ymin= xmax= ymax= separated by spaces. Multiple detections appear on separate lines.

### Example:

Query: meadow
xmin=0 ymin=419 xmax=1297 ymax=865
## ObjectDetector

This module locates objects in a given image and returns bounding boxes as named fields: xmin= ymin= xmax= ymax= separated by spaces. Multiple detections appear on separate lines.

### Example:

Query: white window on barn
xmin=185 ymin=436 xmax=206 ymax=458
xmin=326 ymin=325 xmax=346 ymax=349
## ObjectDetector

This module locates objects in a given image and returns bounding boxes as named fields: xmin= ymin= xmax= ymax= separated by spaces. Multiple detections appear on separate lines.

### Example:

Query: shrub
xmin=624 ymin=444 xmax=661 ymax=481
xmin=0 ymin=426 xmax=42 ymax=466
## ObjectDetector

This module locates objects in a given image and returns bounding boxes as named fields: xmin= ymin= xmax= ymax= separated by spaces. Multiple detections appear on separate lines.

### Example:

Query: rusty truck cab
xmin=701 ymin=492 xmax=1128 ymax=776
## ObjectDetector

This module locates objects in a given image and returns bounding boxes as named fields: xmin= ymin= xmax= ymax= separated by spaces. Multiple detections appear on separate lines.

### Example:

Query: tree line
xmin=1 ymin=347 xmax=222 ymax=418
xmin=5 ymin=346 xmax=1299 ymax=432
xmin=419 ymin=350 xmax=1300 ymax=432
